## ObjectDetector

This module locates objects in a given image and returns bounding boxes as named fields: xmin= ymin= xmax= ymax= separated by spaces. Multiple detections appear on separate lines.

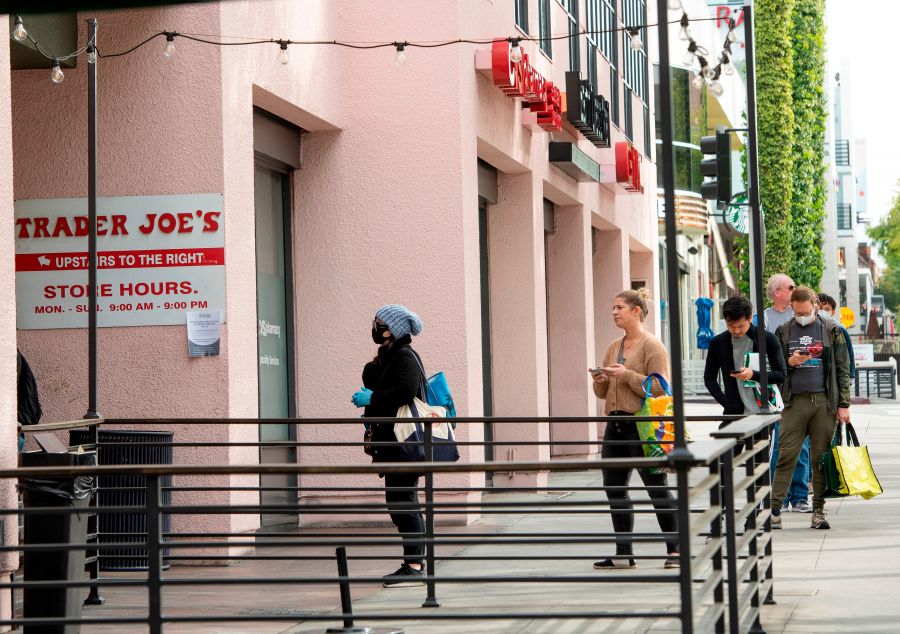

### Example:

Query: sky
xmin=826 ymin=0 xmax=900 ymax=226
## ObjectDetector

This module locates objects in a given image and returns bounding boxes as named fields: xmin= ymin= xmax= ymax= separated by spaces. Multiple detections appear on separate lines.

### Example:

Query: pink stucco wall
xmin=1 ymin=22 xmax=19 ymax=610
xmin=6 ymin=0 xmax=663 ymax=539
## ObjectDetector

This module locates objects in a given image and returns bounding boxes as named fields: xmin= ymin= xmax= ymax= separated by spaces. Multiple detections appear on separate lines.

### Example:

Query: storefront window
xmin=653 ymin=65 xmax=704 ymax=194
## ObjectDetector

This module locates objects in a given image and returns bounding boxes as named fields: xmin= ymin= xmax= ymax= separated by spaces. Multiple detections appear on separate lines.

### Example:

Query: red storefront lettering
xmin=615 ymin=142 xmax=643 ymax=193
xmin=490 ymin=40 xmax=562 ymax=132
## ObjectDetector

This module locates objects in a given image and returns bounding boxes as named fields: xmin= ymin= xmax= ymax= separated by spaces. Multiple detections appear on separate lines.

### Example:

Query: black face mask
xmin=372 ymin=324 xmax=391 ymax=344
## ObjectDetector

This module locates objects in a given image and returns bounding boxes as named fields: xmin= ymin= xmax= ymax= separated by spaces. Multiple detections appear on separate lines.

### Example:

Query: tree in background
xmin=755 ymin=0 xmax=796 ymax=284
xmin=789 ymin=0 xmax=827 ymax=288
xmin=869 ymin=185 xmax=900 ymax=314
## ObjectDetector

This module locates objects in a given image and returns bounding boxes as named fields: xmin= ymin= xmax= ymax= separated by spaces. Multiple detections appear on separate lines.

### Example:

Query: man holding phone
xmin=704 ymin=296 xmax=786 ymax=418
xmin=772 ymin=287 xmax=852 ymax=530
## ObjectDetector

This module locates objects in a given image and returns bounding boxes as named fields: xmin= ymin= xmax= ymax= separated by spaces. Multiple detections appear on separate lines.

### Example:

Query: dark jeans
xmin=384 ymin=472 xmax=425 ymax=565
xmin=601 ymin=417 xmax=679 ymax=555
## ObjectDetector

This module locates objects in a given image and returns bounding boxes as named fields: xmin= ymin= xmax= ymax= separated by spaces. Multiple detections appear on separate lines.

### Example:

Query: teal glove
xmin=352 ymin=387 xmax=373 ymax=408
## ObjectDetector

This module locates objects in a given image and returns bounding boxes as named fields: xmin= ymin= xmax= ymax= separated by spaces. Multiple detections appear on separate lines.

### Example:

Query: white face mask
xmin=794 ymin=314 xmax=815 ymax=327
xmin=818 ymin=310 xmax=833 ymax=321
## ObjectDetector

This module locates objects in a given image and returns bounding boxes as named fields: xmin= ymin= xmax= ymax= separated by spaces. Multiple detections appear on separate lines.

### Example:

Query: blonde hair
xmin=617 ymin=287 xmax=652 ymax=321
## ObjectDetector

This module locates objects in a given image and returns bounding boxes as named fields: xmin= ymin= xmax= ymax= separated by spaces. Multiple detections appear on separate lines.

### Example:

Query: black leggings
xmin=601 ymin=417 xmax=679 ymax=555
xmin=384 ymin=472 xmax=425 ymax=564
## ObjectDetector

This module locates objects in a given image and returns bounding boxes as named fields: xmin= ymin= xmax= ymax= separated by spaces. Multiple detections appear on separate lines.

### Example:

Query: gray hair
xmin=766 ymin=274 xmax=792 ymax=300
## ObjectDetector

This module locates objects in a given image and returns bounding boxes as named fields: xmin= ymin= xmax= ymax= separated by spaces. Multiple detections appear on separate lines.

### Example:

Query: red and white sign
xmin=599 ymin=142 xmax=644 ymax=194
xmin=615 ymin=142 xmax=643 ymax=193
xmin=476 ymin=41 xmax=562 ymax=132
xmin=15 ymin=194 xmax=225 ymax=329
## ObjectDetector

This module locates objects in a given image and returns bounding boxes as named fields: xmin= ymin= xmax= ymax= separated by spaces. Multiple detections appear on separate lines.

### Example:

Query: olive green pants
xmin=771 ymin=393 xmax=837 ymax=511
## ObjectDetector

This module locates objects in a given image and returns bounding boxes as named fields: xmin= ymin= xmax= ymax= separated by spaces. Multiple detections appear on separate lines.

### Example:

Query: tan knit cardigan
xmin=592 ymin=333 xmax=670 ymax=414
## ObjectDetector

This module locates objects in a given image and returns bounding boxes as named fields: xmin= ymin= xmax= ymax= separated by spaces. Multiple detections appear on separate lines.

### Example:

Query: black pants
xmin=384 ymin=472 xmax=425 ymax=564
xmin=601 ymin=417 xmax=679 ymax=555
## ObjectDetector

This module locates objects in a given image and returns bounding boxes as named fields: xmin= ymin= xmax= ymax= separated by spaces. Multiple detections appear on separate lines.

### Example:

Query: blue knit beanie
xmin=375 ymin=304 xmax=423 ymax=339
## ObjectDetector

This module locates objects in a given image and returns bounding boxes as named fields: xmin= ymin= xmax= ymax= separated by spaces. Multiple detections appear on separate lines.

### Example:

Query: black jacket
xmin=361 ymin=335 xmax=424 ymax=462
xmin=17 ymin=350 xmax=42 ymax=425
xmin=703 ymin=325 xmax=787 ymax=415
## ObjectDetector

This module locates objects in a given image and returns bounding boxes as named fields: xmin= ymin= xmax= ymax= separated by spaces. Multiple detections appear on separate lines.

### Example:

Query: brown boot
xmin=810 ymin=508 xmax=830 ymax=530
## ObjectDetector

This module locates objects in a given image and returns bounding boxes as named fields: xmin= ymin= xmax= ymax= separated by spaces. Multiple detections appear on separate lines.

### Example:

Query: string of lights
xmin=668 ymin=0 xmax=739 ymax=97
xmin=11 ymin=12 xmax=723 ymax=84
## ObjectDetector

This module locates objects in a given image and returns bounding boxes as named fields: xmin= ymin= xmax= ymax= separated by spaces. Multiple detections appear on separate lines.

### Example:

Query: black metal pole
xmin=655 ymin=2 xmax=693 ymax=630
xmin=743 ymin=5 xmax=770 ymax=407
xmin=421 ymin=423 xmax=439 ymax=608
xmin=335 ymin=547 xmax=354 ymax=628
xmin=147 ymin=475 xmax=163 ymax=634
xmin=85 ymin=18 xmax=101 ymax=421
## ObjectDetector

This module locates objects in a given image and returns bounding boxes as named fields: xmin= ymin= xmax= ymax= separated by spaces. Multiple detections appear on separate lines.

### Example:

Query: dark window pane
xmin=515 ymin=0 xmax=529 ymax=33
xmin=539 ymin=0 xmax=552 ymax=57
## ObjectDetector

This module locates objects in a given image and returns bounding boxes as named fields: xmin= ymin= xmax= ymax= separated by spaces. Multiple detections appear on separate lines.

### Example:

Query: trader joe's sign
xmin=15 ymin=193 xmax=225 ymax=329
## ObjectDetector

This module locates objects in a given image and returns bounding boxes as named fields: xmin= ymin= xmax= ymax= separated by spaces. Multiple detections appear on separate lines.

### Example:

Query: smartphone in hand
xmin=589 ymin=367 xmax=608 ymax=375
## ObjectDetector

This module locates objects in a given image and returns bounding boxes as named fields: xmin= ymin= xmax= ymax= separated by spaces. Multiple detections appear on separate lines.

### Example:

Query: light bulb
xmin=50 ymin=61 xmax=64 ymax=84
xmin=87 ymin=47 xmax=96 ymax=64
xmin=679 ymin=14 xmax=691 ymax=41
xmin=12 ymin=16 xmax=27 ymax=42
xmin=509 ymin=39 xmax=523 ymax=63
xmin=728 ymin=30 xmax=737 ymax=43
xmin=164 ymin=34 xmax=175 ymax=58
xmin=701 ymin=64 xmax=715 ymax=80
xmin=709 ymin=80 xmax=724 ymax=97
xmin=683 ymin=50 xmax=696 ymax=66
xmin=629 ymin=30 xmax=642 ymax=51
xmin=692 ymin=74 xmax=704 ymax=90
xmin=277 ymin=42 xmax=289 ymax=65
xmin=394 ymin=44 xmax=407 ymax=66
xmin=723 ymin=60 xmax=734 ymax=76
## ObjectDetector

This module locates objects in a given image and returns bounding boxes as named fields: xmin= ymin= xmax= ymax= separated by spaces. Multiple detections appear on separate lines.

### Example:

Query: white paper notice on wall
xmin=186 ymin=310 xmax=222 ymax=357
xmin=14 ymin=194 xmax=226 ymax=329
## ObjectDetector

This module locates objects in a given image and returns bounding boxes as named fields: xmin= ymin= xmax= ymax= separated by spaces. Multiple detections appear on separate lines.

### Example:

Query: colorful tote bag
xmin=832 ymin=423 xmax=883 ymax=500
xmin=636 ymin=373 xmax=676 ymax=459
xmin=818 ymin=426 xmax=847 ymax=499
xmin=393 ymin=398 xmax=460 ymax=462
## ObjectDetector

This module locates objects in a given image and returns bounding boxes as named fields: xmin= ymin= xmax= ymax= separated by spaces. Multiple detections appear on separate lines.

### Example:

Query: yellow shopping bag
xmin=833 ymin=423 xmax=883 ymax=500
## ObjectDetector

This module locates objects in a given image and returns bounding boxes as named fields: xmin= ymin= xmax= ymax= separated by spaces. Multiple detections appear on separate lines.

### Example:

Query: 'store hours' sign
xmin=15 ymin=193 xmax=226 ymax=329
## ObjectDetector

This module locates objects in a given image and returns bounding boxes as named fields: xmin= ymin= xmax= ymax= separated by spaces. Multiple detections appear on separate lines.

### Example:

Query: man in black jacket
xmin=704 ymin=296 xmax=787 ymax=416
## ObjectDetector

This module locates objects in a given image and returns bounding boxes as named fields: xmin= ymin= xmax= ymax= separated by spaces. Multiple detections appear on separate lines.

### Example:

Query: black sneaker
xmin=593 ymin=557 xmax=636 ymax=570
xmin=382 ymin=564 xmax=425 ymax=588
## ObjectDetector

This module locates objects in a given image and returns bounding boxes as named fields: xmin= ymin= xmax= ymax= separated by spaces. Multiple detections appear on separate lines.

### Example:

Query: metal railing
xmin=7 ymin=414 xmax=778 ymax=633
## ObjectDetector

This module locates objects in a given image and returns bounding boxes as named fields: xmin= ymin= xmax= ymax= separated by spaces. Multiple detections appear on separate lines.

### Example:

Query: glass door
xmin=254 ymin=163 xmax=297 ymax=528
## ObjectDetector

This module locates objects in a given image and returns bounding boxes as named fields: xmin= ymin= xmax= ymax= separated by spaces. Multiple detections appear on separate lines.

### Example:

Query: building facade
xmin=2 ymin=0 xmax=665 ymax=591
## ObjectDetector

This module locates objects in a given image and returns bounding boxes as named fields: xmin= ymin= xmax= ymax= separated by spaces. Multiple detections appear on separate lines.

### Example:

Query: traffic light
xmin=700 ymin=127 xmax=732 ymax=207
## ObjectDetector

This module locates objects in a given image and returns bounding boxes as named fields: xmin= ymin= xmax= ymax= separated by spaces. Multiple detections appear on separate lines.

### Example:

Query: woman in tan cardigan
xmin=590 ymin=288 xmax=678 ymax=569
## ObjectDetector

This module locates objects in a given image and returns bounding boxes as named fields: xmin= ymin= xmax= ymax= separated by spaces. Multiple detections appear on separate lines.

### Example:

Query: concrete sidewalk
xmin=73 ymin=402 xmax=900 ymax=633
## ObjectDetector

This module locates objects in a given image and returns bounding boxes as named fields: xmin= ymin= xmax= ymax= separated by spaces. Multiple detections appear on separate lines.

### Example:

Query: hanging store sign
xmin=549 ymin=142 xmax=601 ymax=182
xmin=477 ymin=40 xmax=562 ymax=132
xmin=15 ymin=193 xmax=225 ymax=329
xmin=615 ymin=142 xmax=643 ymax=193
xmin=564 ymin=71 xmax=610 ymax=148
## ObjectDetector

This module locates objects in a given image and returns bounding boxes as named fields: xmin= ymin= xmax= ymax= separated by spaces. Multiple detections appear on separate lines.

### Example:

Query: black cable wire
xmin=96 ymin=32 xmax=164 ymax=59
xmin=16 ymin=13 xmax=722 ymax=64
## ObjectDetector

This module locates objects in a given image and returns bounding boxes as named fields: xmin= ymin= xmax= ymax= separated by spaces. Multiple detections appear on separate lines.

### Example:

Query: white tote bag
xmin=394 ymin=398 xmax=459 ymax=461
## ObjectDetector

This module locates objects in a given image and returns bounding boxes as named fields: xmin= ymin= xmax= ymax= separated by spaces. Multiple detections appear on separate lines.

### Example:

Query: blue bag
xmin=409 ymin=351 xmax=457 ymax=421
xmin=425 ymin=372 xmax=456 ymax=418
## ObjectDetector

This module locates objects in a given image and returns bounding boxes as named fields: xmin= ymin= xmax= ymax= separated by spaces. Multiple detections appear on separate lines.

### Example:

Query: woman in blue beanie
xmin=351 ymin=304 xmax=426 ymax=587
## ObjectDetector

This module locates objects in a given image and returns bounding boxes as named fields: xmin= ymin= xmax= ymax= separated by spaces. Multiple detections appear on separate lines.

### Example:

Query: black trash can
xmin=20 ymin=450 xmax=96 ymax=634
xmin=70 ymin=430 xmax=172 ymax=570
